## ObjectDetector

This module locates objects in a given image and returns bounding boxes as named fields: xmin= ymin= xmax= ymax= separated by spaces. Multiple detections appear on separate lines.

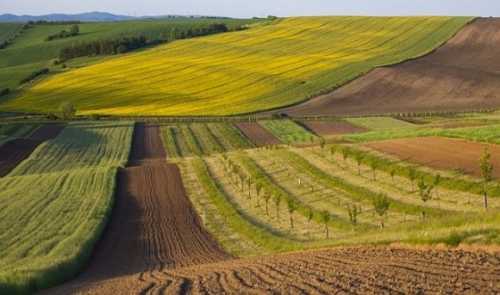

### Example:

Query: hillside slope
xmin=282 ymin=17 xmax=500 ymax=116
xmin=0 ymin=16 xmax=471 ymax=116
xmin=0 ymin=18 xmax=254 ymax=90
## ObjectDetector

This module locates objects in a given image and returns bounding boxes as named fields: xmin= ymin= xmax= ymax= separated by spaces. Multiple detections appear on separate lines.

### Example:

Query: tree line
xmin=58 ymin=23 xmax=231 ymax=61
xmin=46 ymin=24 xmax=80 ymax=41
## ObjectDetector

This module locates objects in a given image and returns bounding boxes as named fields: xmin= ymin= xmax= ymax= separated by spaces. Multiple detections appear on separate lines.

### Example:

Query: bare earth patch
xmin=235 ymin=122 xmax=281 ymax=146
xmin=366 ymin=136 xmax=500 ymax=179
xmin=301 ymin=120 xmax=368 ymax=136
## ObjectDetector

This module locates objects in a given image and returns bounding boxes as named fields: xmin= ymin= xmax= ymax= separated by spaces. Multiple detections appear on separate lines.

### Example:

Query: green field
xmin=0 ymin=121 xmax=133 ymax=293
xmin=346 ymin=117 xmax=416 ymax=131
xmin=0 ymin=23 xmax=23 ymax=43
xmin=0 ymin=16 xmax=471 ymax=116
xmin=0 ymin=18 xmax=256 ymax=90
xmin=260 ymin=119 xmax=317 ymax=144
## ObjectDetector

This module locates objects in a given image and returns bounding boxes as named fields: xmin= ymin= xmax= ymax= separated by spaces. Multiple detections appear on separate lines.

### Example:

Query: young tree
xmin=255 ymin=183 xmax=262 ymax=207
xmin=330 ymin=146 xmax=337 ymax=157
xmin=319 ymin=137 xmax=326 ymax=149
xmin=247 ymin=177 xmax=252 ymax=199
xmin=354 ymin=153 xmax=363 ymax=176
xmin=373 ymin=193 xmax=390 ymax=228
xmin=274 ymin=194 xmax=282 ymax=221
xmin=417 ymin=177 xmax=434 ymax=220
xmin=342 ymin=148 xmax=350 ymax=161
xmin=347 ymin=204 xmax=361 ymax=225
xmin=369 ymin=160 xmax=379 ymax=181
xmin=60 ymin=102 xmax=76 ymax=120
xmin=480 ymin=148 xmax=494 ymax=209
xmin=287 ymin=199 xmax=298 ymax=229
xmin=70 ymin=24 xmax=79 ymax=36
xmin=263 ymin=194 xmax=271 ymax=215
xmin=390 ymin=168 xmax=396 ymax=183
xmin=320 ymin=210 xmax=331 ymax=238
xmin=433 ymin=173 xmax=442 ymax=198
xmin=307 ymin=207 xmax=314 ymax=223
xmin=408 ymin=167 xmax=417 ymax=191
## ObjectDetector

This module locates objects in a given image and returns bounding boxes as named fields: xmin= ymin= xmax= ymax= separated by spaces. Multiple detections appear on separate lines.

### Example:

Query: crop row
xmin=0 ymin=121 xmax=133 ymax=293
xmin=161 ymin=122 xmax=253 ymax=158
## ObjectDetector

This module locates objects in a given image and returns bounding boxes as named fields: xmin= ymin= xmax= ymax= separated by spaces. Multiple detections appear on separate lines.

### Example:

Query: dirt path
xmin=42 ymin=123 xmax=230 ymax=294
xmin=281 ymin=18 xmax=500 ymax=116
xmin=0 ymin=124 xmax=64 ymax=177
xmin=366 ymin=136 xmax=500 ymax=179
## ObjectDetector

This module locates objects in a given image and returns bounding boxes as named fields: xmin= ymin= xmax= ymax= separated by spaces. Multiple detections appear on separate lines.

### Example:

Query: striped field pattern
xmin=1 ymin=16 xmax=471 ymax=116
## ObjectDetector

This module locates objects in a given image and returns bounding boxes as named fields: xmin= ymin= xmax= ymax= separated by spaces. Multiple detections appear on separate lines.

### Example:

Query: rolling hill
xmin=281 ymin=17 xmax=500 ymax=116
xmin=0 ymin=16 xmax=471 ymax=116
xmin=0 ymin=18 xmax=256 ymax=90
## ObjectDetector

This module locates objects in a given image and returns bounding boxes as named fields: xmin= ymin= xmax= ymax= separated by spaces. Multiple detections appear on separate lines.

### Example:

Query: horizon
xmin=2 ymin=0 xmax=500 ymax=19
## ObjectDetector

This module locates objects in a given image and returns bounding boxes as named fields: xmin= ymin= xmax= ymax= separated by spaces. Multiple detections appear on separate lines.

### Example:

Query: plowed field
xmin=0 ymin=124 xmax=64 ymax=177
xmin=366 ymin=136 xmax=500 ymax=179
xmin=50 ymin=246 xmax=500 ymax=294
xmin=282 ymin=18 xmax=500 ymax=116
xmin=43 ymin=123 xmax=230 ymax=294
xmin=235 ymin=122 xmax=281 ymax=146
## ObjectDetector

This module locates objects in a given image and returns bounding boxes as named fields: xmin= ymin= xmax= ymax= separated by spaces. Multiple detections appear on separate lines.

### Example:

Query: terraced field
xmin=0 ymin=121 xmax=133 ymax=294
xmin=0 ymin=16 xmax=471 ymax=116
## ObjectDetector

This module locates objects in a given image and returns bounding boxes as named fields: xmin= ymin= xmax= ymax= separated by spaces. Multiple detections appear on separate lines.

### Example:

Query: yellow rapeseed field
xmin=1 ymin=16 xmax=471 ymax=116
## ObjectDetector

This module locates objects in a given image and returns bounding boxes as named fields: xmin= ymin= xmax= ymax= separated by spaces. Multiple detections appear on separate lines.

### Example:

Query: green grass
xmin=0 ymin=18 xmax=257 ymax=90
xmin=346 ymin=117 xmax=416 ymax=131
xmin=0 ymin=121 xmax=133 ymax=294
xmin=260 ymin=119 xmax=317 ymax=144
xmin=344 ymin=123 xmax=500 ymax=144
xmin=1 ymin=16 xmax=472 ymax=116
xmin=0 ymin=23 xmax=23 ymax=43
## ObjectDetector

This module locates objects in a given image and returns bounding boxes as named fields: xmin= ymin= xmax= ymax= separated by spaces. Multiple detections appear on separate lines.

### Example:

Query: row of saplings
xmin=328 ymin=144 xmax=495 ymax=212
xmin=219 ymin=153 xmax=396 ymax=238
xmin=218 ymin=143 xmax=495 ymax=238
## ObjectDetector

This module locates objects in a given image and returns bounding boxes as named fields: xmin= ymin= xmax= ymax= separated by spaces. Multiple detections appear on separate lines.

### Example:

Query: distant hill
xmin=0 ymin=12 xmax=231 ymax=23
xmin=0 ymin=12 xmax=135 ymax=22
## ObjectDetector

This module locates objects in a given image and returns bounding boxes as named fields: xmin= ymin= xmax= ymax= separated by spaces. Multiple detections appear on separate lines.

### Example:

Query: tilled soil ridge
xmin=281 ymin=18 xmax=500 ymax=116
xmin=43 ymin=124 xmax=230 ymax=294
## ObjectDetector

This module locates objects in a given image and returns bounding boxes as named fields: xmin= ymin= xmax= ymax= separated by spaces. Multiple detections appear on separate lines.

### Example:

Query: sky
xmin=1 ymin=0 xmax=499 ymax=18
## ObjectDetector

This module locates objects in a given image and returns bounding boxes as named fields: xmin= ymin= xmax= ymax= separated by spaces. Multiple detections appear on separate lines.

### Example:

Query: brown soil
xmin=281 ymin=18 xmax=500 ymax=117
xmin=366 ymin=136 xmax=500 ymax=179
xmin=235 ymin=122 xmax=281 ymax=146
xmin=43 ymin=123 xmax=230 ymax=294
xmin=41 ymin=126 xmax=500 ymax=294
xmin=0 ymin=124 xmax=64 ymax=177
xmin=54 ymin=246 xmax=500 ymax=294
xmin=301 ymin=120 xmax=368 ymax=136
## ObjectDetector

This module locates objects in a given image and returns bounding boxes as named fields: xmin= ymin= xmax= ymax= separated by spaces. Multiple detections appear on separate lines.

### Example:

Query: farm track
xmin=0 ymin=124 xmax=64 ymax=177
xmin=283 ymin=18 xmax=500 ymax=116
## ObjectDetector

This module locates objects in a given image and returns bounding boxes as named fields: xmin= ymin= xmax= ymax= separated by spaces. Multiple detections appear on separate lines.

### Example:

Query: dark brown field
xmin=234 ymin=122 xmax=281 ymax=146
xmin=366 ymin=136 xmax=500 ymax=179
xmin=0 ymin=124 xmax=64 ymax=177
xmin=301 ymin=120 xmax=368 ymax=136
xmin=281 ymin=18 xmax=500 ymax=116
